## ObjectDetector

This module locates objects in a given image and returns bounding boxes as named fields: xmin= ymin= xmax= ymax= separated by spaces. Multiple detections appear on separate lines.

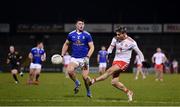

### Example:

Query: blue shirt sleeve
xmin=67 ymin=34 xmax=72 ymax=41
xmin=98 ymin=51 xmax=101 ymax=55
xmin=30 ymin=48 xmax=34 ymax=54
xmin=86 ymin=34 xmax=93 ymax=43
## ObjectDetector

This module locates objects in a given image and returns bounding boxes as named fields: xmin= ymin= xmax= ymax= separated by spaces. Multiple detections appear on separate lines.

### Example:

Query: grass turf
xmin=0 ymin=72 xmax=180 ymax=106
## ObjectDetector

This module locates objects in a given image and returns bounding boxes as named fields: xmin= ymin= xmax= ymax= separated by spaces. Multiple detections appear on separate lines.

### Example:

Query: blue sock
xmin=87 ymin=89 xmax=91 ymax=95
xmin=75 ymin=80 xmax=80 ymax=86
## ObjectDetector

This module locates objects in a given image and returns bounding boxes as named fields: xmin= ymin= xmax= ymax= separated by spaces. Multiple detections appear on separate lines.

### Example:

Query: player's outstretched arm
xmin=61 ymin=40 xmax=69 ymax=57
xmin=133 ymin=46 xmax=144 ymax=62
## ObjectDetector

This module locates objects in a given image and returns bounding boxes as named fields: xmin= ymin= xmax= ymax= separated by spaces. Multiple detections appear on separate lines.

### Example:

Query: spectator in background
xmin=172 ymin=59 xmax=178 ymax=73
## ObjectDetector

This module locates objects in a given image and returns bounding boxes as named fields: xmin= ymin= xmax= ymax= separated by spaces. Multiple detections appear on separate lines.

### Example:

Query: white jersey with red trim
xmin=152 ymin=52 xmax=166 ymax=64
xmin=63 ymin=55 xmax=71 ymax=65
xmin=107 ymin=36 xmax=144 ymax=63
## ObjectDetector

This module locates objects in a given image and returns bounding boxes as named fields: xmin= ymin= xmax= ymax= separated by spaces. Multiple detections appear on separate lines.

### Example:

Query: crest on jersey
xmin=76 ymin=40 xmax=82 ymax=44
xmin=120 ymin=43 xmax=123 ymax=46
xmin=125 ymin=44 xmax=128 ymax=47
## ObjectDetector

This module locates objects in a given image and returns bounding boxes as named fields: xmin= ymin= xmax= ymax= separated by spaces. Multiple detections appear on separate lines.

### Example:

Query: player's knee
xmin=67 ymin=65 xmax=74 ymax=72
xmin=111 ymin=79 xmax=118 ymax=87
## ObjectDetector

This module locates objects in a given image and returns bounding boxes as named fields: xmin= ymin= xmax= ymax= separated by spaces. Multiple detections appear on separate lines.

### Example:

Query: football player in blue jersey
xmin=28 ymin=42 xmax=46 ymax=85
xmin=61 ymin=18 xmax=94 ymax=97
xmin=97 ymin=46 xmax=108 ymax=75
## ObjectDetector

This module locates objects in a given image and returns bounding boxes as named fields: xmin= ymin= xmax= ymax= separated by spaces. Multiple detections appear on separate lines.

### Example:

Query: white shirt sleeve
xmin=132 ymin=42 xmax=144 ymax=62
xmin=107 ymin=37 xmax=116 ymax=54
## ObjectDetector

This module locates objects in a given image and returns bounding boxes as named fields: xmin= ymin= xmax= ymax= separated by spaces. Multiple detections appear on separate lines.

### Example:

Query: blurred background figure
xmin=7 ymin=45 xmax=23 ymax=84
xmin=134 ymin=55 xmax=146 ymax=80
xmin=164 ymin=59 xmax=171 ymax=74
xmin=28 ymin=42 xmax=46 ymax=85
xmin=63 ymin=52 xmax=71 ymax=78
xmin=152 ymin=48 xmax=167 ymax=82
xmin=97 ymin=46 xmax=108 ymax=75
xmin=172 ymin=59 xmax=178 ymax=74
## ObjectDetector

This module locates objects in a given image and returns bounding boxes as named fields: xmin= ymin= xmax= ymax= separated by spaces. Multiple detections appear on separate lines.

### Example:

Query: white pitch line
xmin=0 ymin=99 xmax=180 ymax=104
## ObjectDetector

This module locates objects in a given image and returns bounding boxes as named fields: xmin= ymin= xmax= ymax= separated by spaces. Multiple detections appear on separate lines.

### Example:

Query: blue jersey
xmin=98 ymin=50 xmax=108 ymax=63
xmin=67 ymin=30 xmax=93 ymax=58
xmin=31 ymin=47 xmax=45 ymax=64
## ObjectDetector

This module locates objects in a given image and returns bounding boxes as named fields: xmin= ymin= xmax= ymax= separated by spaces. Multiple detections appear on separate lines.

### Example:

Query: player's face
xmin=9 ymin=46 xmax=15 ymax=53
xmin=76 ymin=21 xmax=84 ymax=32
xmin=116 ymin=32 xmax=125 ymax=40
xmin=101 ymin=47 xmax=106 ymax=50
xmin=157 ymin=48 xmax=161 ymax=52
xmin=38 ymin=43 xmax=44 ymax=49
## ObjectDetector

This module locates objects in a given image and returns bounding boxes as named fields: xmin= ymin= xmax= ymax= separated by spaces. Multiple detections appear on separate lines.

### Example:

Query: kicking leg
xmin=111 ymin=74 xmax=133 ymax=102
xmin=88 ymin=65 xmax=120 ymax=85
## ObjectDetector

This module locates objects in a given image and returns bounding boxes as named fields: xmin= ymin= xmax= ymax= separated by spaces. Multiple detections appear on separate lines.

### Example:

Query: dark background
xmin=0 ymin=0 xmax=179 ymax=72
xmin=0 ymin=0 xmax=180 ymax=23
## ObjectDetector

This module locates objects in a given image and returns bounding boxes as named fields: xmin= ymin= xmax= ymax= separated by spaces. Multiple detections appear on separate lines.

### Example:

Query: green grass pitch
xmin=0 ymin=72 xmax=180 ymax=106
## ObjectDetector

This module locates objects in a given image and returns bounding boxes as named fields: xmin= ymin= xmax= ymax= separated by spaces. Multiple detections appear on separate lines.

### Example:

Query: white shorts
xmin=99 ymin=63 xmax=107 ymax=68
xmin=70 ymin=57 xmax=89 ymax=68
xmin=30 ymin=63 xmax=42 ymax=69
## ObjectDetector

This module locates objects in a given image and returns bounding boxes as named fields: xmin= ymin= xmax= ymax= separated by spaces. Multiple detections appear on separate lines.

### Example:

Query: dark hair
xmin=115 ymin=26 xmax=127 ymax=34
xmin=76 ymin=18 xmax=85 ymax=23
xmin=37 ymin=41 xmax=43 ymax=45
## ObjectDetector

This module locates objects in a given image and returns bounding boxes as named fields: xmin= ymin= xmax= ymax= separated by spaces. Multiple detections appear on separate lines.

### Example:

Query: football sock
xmin=75 ymin=80 xmax=80 ymax=86
xmin=13 ymin=74 xmax=18 ymax=82
xmin=36 ymin=74 xmax=40 ymax=81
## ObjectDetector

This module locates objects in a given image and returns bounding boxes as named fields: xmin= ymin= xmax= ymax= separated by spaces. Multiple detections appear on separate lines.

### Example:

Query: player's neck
xmin=124 ymin=34 xmax=128 ymax=39
xmin=76 ymin=29 xmax=83 ymax=34
xmin=121 ymin=35 xmax=128 ymax=41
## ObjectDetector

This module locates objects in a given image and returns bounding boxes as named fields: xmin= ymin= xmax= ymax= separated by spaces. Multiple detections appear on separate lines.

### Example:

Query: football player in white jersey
xmin=152 ymin=48 xmax=167 ymax=81
xmin=134 ymin=55 xmax=146 ymax=80
xmin=86 ymin=27 xmax=144 ymax=101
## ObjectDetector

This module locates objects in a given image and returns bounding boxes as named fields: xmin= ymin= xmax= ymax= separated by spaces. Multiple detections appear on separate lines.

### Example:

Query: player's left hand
xmin=83 ymin=56 xmax=89 ymax=65
xmin=41 ymin=56 xmax=46 ymax=62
